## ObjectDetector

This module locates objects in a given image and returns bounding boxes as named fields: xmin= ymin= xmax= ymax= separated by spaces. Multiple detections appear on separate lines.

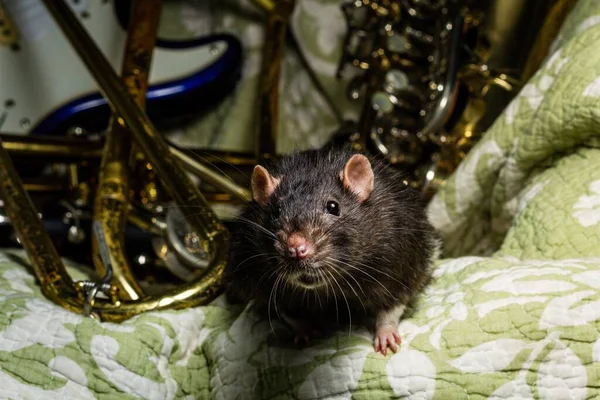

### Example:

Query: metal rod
xmin=0 ymin=134 xmax=103 ymax=160
xmin=169 ymin=146 xmax=252 ymax=203
xmin=521 ymin=0 xmax=578 ymax=82
xmin=1 ymin=132 xmax=256 ymax=165
xmin=92 ymin=0 xmax=163 ymax=301
xmin=251 ymin=0 xmax=343 ymax=127
xmin=254 ymin=0 xmax=295 ymax=161
xmin=0 ymin=135 xmax=80 ymax=310
xmin=0 ymin=133 xmax=253 ymax=201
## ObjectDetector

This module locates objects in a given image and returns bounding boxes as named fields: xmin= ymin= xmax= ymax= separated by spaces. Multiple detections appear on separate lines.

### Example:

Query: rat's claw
xmin=374 ymin=326 xmax=401 ymax=355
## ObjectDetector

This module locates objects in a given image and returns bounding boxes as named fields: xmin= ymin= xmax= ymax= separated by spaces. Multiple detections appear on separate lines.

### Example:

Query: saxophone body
xmin=334 ymin=0 xmax=574 ymax=197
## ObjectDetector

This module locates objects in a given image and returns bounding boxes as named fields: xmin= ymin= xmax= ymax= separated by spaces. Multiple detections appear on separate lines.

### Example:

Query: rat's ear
xmin=251 ymin=165 xmax=280 ymax=205
xmin=340 ymin=154 xmax=374 ymax=202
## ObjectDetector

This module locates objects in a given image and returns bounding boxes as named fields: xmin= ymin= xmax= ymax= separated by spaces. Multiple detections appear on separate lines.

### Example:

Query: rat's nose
xmin=287 ymin=233 xmax=313 ymax=259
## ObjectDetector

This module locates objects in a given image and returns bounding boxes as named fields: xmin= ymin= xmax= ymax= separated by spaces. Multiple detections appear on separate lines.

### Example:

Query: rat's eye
xmin=326 ymin=200 xmax=340 ymax=216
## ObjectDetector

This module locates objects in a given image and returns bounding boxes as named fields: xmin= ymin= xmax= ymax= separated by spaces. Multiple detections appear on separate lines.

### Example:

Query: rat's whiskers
xmin=236 ymin=216 xmax=279 ymax=240
xmin=324 ymin=269 xmax=340 ymax=324
xmin=327 ymin=257 xmax=396 ymax=298
xmin=268 ymin=266 xmax=285 ymax=335
xmin=195 ymin=149 xmax=251 ymax=180
xmin=311 ymin=268 xmax=326 ymax=309
xmin=313 ymin=214 xmax=348 ymax=247
xmin=350 ymin=259 xmax=412 ymax=291
xmin=255 ymin=260 xmax=284 ymax=289
xmin=235 ymin=253 xmax=276 ymax=271
xmin=324 ymin=268 xmax=353 ymax=337
xmin=327 ymin=262 xmax=366 ymax=313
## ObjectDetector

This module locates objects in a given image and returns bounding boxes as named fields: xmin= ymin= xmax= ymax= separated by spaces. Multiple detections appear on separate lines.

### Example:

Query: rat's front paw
xmin=374 ymin=325 xmax=401 ymax=355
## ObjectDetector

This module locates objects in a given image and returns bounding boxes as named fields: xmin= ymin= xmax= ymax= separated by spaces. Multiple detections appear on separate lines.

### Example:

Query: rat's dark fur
xmin=223 ymin=147 xmax=439 ymax=335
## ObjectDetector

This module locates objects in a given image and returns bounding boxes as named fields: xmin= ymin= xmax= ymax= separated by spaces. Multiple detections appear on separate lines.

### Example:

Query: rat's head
xmin=250 ymin=150 xmax=375 ymax=291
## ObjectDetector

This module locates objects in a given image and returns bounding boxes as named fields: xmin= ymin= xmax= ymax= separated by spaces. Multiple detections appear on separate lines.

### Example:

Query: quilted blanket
xmin=2 ymin=0 xmax=600 ymax=399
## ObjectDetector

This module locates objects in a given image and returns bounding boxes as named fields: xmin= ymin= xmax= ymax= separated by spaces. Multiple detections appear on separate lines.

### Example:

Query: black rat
xmin=223 ymin=147 xmax=440 ymax=355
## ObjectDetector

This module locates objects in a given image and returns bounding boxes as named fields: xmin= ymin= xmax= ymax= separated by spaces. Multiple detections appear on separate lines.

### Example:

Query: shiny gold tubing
xmin=251 ymin=0 xmax=343 ymax=126
xmin=521 ymin=0 xmax=578 ymax=82
xmin=0 ymin=134 xmax=103 ymax=160
xmin=32 ymin=0 xmax=230 ymax=321
xmin=92 ymin=0 xmax=163 ymax=301
xmin=0 ymin=132 xmax=252 ymax=202
xmin=42 ymin=0 xmax=226 ymax=240
xmin=254 ymin=0 xmax=295 ymax=160
xmin=176 ymin=149 xmax=255 ymax=168
xmin=169 ymin=146 xmax=252 ymax=203
xmin=0 ymin=136 xmax=82 ymax=311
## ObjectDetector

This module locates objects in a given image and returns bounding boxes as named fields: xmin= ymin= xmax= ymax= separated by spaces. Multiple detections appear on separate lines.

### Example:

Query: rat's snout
xmin=287 ymin=233 xmax=313 ymax=260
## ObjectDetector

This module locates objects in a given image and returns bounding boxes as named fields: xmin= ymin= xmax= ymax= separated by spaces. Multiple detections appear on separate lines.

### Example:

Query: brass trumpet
xmin=0 ymin=0 xmax=289 ymax=322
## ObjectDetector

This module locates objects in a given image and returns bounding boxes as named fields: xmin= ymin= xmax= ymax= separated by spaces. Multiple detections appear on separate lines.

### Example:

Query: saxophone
xmin=334 ymin=0 xmax=576 ymax=198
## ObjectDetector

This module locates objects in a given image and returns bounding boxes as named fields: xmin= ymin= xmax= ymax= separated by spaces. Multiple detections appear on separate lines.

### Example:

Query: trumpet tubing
xmin=92 ymin=0 xmax=163 ymax=302
xmin=253 ymin=0 xmax=295 ymax=161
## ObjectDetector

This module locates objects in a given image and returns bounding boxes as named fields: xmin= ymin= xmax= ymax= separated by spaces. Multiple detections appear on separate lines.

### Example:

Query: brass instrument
xmin=334 ymin=0 xmax=576 ymax=198
xmin=0 ymin=0 xmax=291 ymax=322
xmin=0 ymin=0 xmax=260 ymax=322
